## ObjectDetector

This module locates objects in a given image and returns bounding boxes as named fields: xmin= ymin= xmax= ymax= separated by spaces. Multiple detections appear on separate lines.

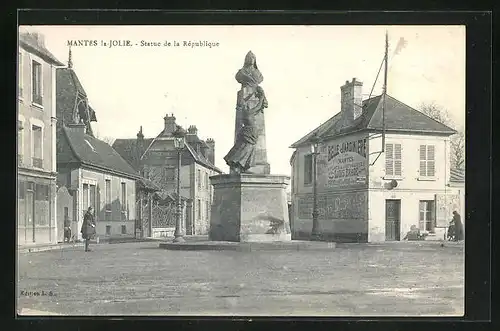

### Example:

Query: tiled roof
xmin=60 ymin=126 xmax=140 ymax=179
xmin=450 ymin=168 xmax=465 ymax=183
xmin=112 ymin=138 xmax=154 ymax=171
xmin=290 ymin=94 xmax=456 ymax=148
xmin=113 ymin=133 xmax=222 ymax=174
xmin=19 ymin=32 xmax=65 ymax=66
xmin=56 ymin=68 xmax=97 ymax=132
xmin=137 ymin=177 xmax=161 ymax=192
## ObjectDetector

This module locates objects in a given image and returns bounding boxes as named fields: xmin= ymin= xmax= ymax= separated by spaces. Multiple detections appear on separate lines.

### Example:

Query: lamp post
xmin=310 ymin=135 xmax=321 ymax=240
xmin=172 ymin=126 xmax=186 ymax=243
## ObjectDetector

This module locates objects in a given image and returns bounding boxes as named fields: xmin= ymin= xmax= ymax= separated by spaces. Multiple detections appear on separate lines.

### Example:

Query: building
xmin=17 ymin=31 xmax=65 ymax=246
xmin=113 ymin=114 xmax=223 ymax=235
xmin=55 ymin=52 xmax=142 ymax=241
xmin=290 ymin=78 xmax=464 ymax=242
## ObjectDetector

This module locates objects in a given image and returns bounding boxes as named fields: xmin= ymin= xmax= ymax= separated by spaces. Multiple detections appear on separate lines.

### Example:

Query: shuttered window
xmin=419 ymin=145 xmax=436 ymax=177
xmin=385 ymin=143 xmax=402 ymax=176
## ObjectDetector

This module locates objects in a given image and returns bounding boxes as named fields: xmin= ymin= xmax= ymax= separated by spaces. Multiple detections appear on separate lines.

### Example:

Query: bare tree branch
xmin=419 ymin=102 xmax=465 ymax=170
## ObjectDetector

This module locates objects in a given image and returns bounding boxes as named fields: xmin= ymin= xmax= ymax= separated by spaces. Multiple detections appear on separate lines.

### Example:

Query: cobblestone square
xmin=17 ymin=241 xmax=464 ymax=316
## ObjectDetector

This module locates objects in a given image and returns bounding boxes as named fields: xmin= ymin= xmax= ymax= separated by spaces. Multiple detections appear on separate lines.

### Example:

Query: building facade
xmin=17 ymin=31 xmax=65 ymax=246
xmin=113 ymin=115 xmax=222 ymax=235
xmin=290 ymin=78 xmax=464 ymax=242
xmin=56 ymin=55 xmax=141 ymax=241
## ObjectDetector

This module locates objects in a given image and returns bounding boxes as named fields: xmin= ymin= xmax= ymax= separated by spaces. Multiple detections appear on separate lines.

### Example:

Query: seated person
xmin=403 ymin=225 xmax=422 ymax=241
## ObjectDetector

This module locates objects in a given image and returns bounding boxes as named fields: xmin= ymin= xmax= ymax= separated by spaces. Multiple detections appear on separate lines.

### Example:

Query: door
xmin=385 ymin=199 xmax=401 ymax=241
xmin=25 ymin=190 xmax=35 ymax=243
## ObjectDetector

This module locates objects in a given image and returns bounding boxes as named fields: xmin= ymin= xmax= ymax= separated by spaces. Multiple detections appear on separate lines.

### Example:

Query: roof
xmin=154 ymin=191 xmax=190 ymax=202
xmin=137 ymin=177 xmax=161 ymax=192
xmin=290 ymin=94 xmax=456 ymax=148
xmin=112 ymin=138 xmax=154 ymax=171
xmin=59 ymin=126 xmax=140 ymax=179
xmin=449 ymin=168 xmax=465 ymax=183
xmin=113 ymin=133 xmax=222 ymax=174
xmin=56 ymin=67 xmax=98 ymax=135
xmin=19 ymin=32 xmax=65 ymax=66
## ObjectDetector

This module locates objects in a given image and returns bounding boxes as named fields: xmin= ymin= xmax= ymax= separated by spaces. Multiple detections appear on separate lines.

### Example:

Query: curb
xmin=18 ymin=243 xmax=84 ymax=254
xmin=159 ymin=240 xmax=337 ymax=252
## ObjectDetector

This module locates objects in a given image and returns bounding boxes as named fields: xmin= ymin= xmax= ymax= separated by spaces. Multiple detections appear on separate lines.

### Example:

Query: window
xmin=32 ymin=60 xmax=43 ymax=105
xmin=105 ymin=179 xmax=111 ymax=220
xmin=106 ymin=225 xmax=111 ymax=235
xmin=18 ymin=52 xmax=23 ymax=97
xmin=18 ymin=120 xmax=23 ymax=166
xmin=163 ymin=167 xmax=175 ymax=182
xmin=419 ymin=200 xmax=436 ymax=233
xmin=304 ymin=154 xmax=313 ymax=185
xmin=206 ymin=200 xmax=210 ymax=220
xmin=32 ymin=125 xmax=43 ymax=168
xmin=205 ymin=172 xmax=209 ymax=189
xmin=385 ymin=143 xmax=402 ymax=177
xmin=419 ymin=145 xmax=436 ymax=177
xmin=121 ymin=225 xmax=127 ymax=234
xmin=197 ymin=199 xmax=201 ymax=220
xmin=197 ymin=169 xmax=202 ymax=189
xmin=34 ymin=184 xmax=49 ymax=226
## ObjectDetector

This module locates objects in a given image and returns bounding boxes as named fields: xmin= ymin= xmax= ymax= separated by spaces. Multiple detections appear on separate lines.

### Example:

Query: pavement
xmin=16 ymin=240 xmax=464 ymax=316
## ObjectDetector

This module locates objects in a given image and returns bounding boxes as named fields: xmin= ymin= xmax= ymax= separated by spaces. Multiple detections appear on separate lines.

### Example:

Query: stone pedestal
xmin=209 ymin=174 xmax=291 ymax=242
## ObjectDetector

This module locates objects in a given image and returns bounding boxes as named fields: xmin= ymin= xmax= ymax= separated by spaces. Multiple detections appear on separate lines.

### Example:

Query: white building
xmin=290 ymin=78 xmax=464 ymax=242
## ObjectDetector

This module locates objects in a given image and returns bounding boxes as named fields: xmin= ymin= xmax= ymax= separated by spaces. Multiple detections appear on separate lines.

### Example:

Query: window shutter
xmin=304 ymin=154 xmax=312 ymax=184
xmin=427 ymin=145 xmax=435 ymax=176
xmin=394 ymin=144 xmax=402 ymax=176
xmin=419 ymin=145 xmax=427 ymax=176
xmin=385 ymin=144 xmax=394 ymax=176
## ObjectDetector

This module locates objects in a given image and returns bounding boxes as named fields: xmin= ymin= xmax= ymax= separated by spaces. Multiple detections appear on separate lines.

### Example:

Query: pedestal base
xmin=209 ymin=174 xmax=291 ymax=242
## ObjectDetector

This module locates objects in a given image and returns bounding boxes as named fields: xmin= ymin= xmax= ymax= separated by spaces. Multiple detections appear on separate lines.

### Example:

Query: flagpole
xmin=382 ymin=31 xmax=388 ymax=153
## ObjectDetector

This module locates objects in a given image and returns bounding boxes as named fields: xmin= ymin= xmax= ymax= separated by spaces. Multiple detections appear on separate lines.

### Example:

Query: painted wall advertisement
xmin=317 ymin=137 xmax=368 ymax=189
xmin=297 ymin=192 xmax=367 ymax=220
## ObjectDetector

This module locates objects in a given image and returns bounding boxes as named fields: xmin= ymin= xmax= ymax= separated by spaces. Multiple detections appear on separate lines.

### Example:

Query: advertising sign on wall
xmin=317 ymin=137 xmax=368 ymax=189
xmin=435 ymin=194 xmax=461 ymax=227
xmin=297 ymin=192 xmax=366 ymax=220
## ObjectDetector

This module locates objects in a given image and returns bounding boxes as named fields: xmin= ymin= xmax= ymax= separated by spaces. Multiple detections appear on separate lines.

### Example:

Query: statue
xmin=224 ymin=51 xmax=269 ymax=174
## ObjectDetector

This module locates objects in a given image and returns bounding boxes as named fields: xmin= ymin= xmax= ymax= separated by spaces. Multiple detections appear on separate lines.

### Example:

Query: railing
xmin=32 ymin=157 xmax=43 ymax=168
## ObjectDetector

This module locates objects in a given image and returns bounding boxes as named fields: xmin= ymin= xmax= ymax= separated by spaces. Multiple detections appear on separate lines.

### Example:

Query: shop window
xmin=34 ymin=183 xmax=49 ymax=226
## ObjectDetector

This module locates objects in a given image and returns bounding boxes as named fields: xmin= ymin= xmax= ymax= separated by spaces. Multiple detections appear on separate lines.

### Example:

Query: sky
xmin=22 ymin=25 xmax=465 ymax=176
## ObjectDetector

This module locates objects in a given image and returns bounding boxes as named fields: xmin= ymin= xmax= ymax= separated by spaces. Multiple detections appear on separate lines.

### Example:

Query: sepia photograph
xmin=16 ymin=24 xmax=466 ymax=317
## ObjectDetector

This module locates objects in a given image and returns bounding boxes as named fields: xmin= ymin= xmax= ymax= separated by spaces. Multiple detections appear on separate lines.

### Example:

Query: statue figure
xmin=224 ymin=51 xmax=269 ymax=174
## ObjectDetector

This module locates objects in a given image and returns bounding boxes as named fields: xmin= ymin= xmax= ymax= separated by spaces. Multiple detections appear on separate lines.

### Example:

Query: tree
xmin=419 ymin=102 xmax=465 ymax=170
xmin=93 ymin=129 xmax=116 ymax=146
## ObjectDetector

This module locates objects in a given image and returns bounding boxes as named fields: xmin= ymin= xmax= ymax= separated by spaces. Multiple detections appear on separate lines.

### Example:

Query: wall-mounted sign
xmin=435 ymin=194 xmax=461 ymax=227
xmin=317 ymin=137 xmax=368 ymax=189
xmin=297 ymin=192 xmax=366 ymax=220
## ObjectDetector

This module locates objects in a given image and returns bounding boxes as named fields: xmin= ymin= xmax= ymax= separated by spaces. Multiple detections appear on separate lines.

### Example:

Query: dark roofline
xmin=366 ymin=95 xmax=457 ymax=134
xmin=62 ymin=126 xmax=141 ymax=180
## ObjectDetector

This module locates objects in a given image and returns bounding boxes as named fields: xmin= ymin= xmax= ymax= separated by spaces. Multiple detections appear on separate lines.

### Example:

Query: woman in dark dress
xmin=451 ymin=210 xmax=464 ymax=241
xmin=81 ymin=206 xmax=96 ymax=252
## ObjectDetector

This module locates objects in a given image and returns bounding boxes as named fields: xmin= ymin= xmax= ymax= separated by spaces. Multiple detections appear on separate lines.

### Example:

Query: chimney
xmin=206 ymin=138 xmax=215 ymax=164
xmin=30 ymin=32 xmax=46 ymax=48
xmin=163 ymin=113 xmax=177 ymax=136
xmin=340 ymin=77 xmax=363 ymax=127
xmin=187 ymin=125 xmax=198 ymax=135
xmin=67 ymin=120 xmax=87 ymax=135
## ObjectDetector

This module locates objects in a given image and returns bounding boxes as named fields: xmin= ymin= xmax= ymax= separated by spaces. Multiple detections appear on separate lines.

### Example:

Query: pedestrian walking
xmin=81 ymin=207 xmax=96 ymax=252
xmin=451 ymin=210 xmax=464 ymax=241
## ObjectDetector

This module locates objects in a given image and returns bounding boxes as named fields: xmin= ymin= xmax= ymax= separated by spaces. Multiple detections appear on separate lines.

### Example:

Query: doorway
xmin=385 ymin=199 xmax=401 ymax=241
xmin=25 ymin=188 xmax=35 ymax=243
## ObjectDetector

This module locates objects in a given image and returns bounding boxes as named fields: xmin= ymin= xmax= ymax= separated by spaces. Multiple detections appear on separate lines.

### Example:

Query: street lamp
xmin=172 ymin=125 xmax=186 ymax=243
xmin=310 ymin=134 xmax=321 ymax=240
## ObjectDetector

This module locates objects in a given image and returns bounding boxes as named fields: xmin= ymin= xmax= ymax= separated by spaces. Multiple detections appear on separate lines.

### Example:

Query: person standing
xmin=452 ymin=210 xmax=464 ymax=241
xmin=81 ymin=206 xmax=96 ymax=252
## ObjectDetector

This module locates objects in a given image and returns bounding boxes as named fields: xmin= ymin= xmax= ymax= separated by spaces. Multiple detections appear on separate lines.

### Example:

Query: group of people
xmin=403 ymin=211 xmax=464 ymax=242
